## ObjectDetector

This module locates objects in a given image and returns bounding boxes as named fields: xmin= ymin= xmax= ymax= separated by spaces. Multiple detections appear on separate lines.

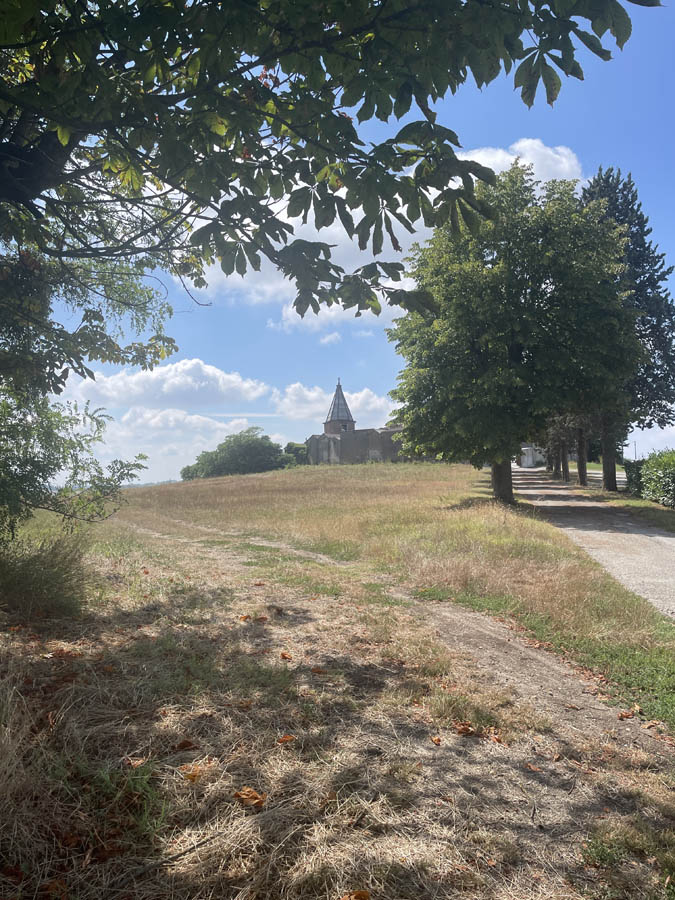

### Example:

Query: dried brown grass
xmin=1 ymin=464 xmax=673 ymax=899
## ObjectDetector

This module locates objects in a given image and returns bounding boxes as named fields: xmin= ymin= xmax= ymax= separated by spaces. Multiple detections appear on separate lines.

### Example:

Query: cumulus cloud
xmin=459 ymin=138 xmax=583 ymax=182
xmin=63 ymin=358 xmax=269 ymax=411
xmin=98 ymin=407 xmax=251 ymax=483
xmin=318 ymin=331 xmax=342 ymax=345
xmin=272 ymin=382 xmax=392 ymax=427
xmin=269 ymin=297 xmax=403 ymax=335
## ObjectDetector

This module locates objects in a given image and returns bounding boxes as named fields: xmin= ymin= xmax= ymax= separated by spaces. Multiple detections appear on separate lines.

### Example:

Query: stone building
xmin=305 ymin=379 xmax=403 ymax=465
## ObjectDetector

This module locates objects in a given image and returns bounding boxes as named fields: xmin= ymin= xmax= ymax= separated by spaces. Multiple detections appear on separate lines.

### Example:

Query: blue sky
xmin=63 ymin=6 xmax=675 ymax=481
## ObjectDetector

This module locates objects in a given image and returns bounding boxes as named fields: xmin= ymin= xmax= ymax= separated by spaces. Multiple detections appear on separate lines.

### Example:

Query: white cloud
xmin=269 ymin=297 xmax=403 ymax=335
xmin=63 ymin=358 xmax=269 ymax=412
xmin=355 ymin=329 xmax=374 ymax=338
xmin=98 ymin=407 xmax=251 ymax=483
xmin=319 ymin=331 xmax=342 ymax=345
xmin=272 ymin=382 xmax=392 ymax=427
xmin=459 ymin=137 xmax=583 ymax=182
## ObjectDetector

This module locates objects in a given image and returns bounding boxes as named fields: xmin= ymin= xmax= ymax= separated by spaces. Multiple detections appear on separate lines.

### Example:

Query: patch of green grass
xmin=53 ymin=756 xmax=166 ymax=846
xmin=277 ymin=571 xmax=343 ymax=597
xmin=360 ymin=582 xmax=409 ymax=607
xmin=227 ymin=656 xmax=295 ymax=696
xmin=584 ymin=816 xmax=675 ymax=893
xmin=419 ymin=587 xmax=675 ymax=731
xmin=303 ymin=538 xmax=362 ymax=561
xmin=605 ymin=495 xmax=675 ymax=535
xmin=241 ymin=552 xmax=297 ymax=568
xmin=583 ymin=835 xmax=627 ymax=868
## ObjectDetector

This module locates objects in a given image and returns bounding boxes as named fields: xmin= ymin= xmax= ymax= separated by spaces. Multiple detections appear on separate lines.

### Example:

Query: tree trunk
xmin=561 ymin=440 xmax=570 ymax=482
xmin=552 ymin=444 xmax=561 ymax=479
xmin=576 ymin=428 xmax=588 ymax=487
xmin=491 ymin=459 xmax=514 ymax=503
xmin=601 ymin=423 xmax=618 ymax=492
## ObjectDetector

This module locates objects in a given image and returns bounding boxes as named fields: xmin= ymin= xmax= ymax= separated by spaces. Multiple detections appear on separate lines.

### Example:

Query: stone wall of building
xmin=306 ymin=427 xmax=403 ymax=465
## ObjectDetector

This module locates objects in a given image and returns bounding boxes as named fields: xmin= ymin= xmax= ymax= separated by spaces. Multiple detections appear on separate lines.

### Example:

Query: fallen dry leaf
xmin=311 ymin=666 xmax=327 ymax=674
xmin=239 ymin=615 xmax=250 ymax=621
xmin=174 ymin=738 xmax=200 ymax=751
xmin=102 ymin=665 xmax=115 ymax=673
xmin=453 ymin=721 xmax=476 ymax=736
xmin=142 ymin=568 xmax=150 ymax=575
xmin=430 ymin=736 xmax=441 ymax=746
xmin=254 ymin=615 xmax=268 ymax=623
xmin=339 ymin=892 xmax=370 ymax=900
xmin=277 ymin=734 xmax=295 ymax=744
xmin=524 ymin=762 xmax=543 ymax=773
xmin=123 ymin=756 xmax=147 ymax=768
xmin=280 ymin=651 xmax=292 ymax=660
xmin=180 ymin=759 xmax=215 ymax=783
xmin=618 ymin=710 xmax=635 ymax=720
xmin=234 ymin=786 xmax=266 ymax=808
xmin=253 ymin=581 xmax=265 ymax=586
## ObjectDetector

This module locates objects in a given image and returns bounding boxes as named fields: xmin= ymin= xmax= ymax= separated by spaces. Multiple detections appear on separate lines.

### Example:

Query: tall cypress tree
xmin=582 ymin=168 xmax=675 ymax=490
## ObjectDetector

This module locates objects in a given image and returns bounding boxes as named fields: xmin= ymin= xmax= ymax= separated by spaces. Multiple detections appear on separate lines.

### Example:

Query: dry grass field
xmin=1 ymin=463 xmax=674 ymax=900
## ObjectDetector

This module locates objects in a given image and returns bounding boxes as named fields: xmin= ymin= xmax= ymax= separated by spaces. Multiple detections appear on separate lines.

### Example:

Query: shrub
xmin=623 ymin=458 xmax=645 ymax=496
xmin=181 ymin=427 xmax=286 ymax=480
xmin=284 ymin=442 xmax=309 ymax=466
xmin=0 ymin=535 xmax=91 ymax=618
xmin=641 ymin=449 xmax=675 ymax=508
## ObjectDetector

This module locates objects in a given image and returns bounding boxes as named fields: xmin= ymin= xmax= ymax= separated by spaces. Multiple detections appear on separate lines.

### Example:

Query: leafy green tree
xmin=284 ymin=442 xmax=309 ymax=466
xmin=582 ymin=168 xmax=675 ymax=491
xmin=0 ymin=246 xmax=175 ymax=395
xmin=388 ymin=165 xmax=639 ymax=502
xmin=0 ymin=387 xmax=145 ymax=540
xmin=0 ymin=0 xmax=651 ymax=322
xmin=181 ymin=428 xmax=286 ymax=480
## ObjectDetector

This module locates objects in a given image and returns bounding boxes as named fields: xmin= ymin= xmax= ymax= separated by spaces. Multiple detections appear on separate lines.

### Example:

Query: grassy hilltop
xmin=1 ymin=463 xmax=674 ymax=899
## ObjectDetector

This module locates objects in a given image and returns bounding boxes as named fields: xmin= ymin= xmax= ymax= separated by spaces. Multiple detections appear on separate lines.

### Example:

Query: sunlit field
xmin=1 ymin=463 xmax=673 ymax=900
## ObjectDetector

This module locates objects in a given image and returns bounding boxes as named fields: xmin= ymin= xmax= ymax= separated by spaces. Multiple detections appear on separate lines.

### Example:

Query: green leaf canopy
xmin=0 ymin=0 xmax=656 ymax=315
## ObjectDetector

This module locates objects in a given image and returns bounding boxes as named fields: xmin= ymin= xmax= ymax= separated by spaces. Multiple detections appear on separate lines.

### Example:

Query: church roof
xmin=325 ymin=378 xmax=355 ymax=423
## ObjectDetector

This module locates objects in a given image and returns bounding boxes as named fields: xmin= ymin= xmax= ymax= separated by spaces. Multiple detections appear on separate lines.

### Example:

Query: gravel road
xmin=513 ymin=467 xmax=675 ymax=619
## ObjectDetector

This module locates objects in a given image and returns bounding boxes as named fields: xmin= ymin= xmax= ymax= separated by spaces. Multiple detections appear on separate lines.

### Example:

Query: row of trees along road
xmin=0 ymin=0 xmax=659 ymax=532
xmin=389 ymin=164 xmax=675 ymax=503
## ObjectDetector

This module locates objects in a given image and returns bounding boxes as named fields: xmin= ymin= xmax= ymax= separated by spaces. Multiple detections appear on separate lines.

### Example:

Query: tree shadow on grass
xmin=1 ymin=598 xmax=673 ymax=900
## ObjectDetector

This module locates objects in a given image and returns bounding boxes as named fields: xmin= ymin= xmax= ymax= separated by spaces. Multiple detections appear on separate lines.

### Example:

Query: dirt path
xmin=513 ymin=468 xmax=675 ymax=619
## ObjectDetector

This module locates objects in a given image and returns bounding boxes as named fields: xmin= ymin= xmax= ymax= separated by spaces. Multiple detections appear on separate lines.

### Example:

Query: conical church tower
xmin=324 ymin=378 xmax=356 ymax=434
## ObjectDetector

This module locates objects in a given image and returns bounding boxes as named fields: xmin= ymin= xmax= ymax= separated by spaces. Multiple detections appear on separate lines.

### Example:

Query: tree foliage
xmin=0 ymin=387 xmax=146 ymax=540
xmin=388 ymin=164 xmax=639 ymax=500
xmin=579 ymin=168 xmax=675 ymax=489
xmin=0 ymin=0 xmax=654 ymax=318
xmin=582 ymin=168 xmax=675 ymax=430
xmin=0 ymin=245 xmax=175 ymax=395
xmin=0 ymin=241 xmax=164 ymax=538
xmin=284 ymin=441 xmax=309 ymax=466
xmin=181 ymin=427 xmax=287 ymax=480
